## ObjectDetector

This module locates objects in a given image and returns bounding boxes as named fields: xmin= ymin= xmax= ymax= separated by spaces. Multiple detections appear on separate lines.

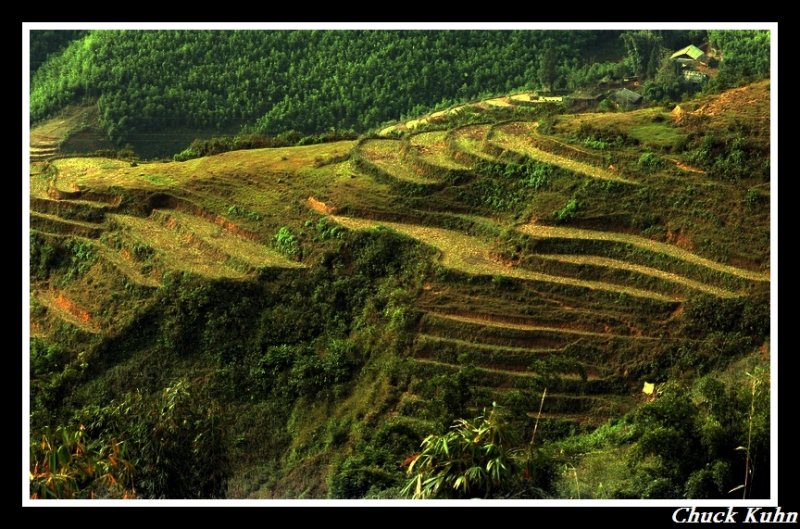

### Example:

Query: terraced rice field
xmin=150 ymin=209 xmax=303 ymax=270
xmin=492 ymin=122 xmax=636 ymax=184
xmin=411 ymin=306 xmax=641 ymax=425
xmin=534 ymin=253 xmax=741 ymax=298
xmin=425 ymin=312 xmax=654 ymax=340
xmin=29 ymin=81 xmax=771 ymax=443
xmin=49 ymin=142 xmax=356 ymax=192
xmin=330 ymin=215 xmax=677 ymax=302
xmin=30 ymin=182 xmax=307 ymax=335
xmin=517 ymin=222 xmax=769 ymax=282
xmin=30 ymin=211 xmax=104 ymax=238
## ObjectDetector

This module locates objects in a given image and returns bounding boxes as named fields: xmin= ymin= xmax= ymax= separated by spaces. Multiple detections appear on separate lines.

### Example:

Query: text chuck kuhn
xmin=673 ymin=507 xmax=798 ymax=524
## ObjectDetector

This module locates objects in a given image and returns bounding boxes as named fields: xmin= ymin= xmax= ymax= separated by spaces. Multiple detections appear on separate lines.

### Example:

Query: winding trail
xmin=413 ymin=358 xmax=594 ymax=381
xmin=426 ymin=312 xmax=655 ymax=340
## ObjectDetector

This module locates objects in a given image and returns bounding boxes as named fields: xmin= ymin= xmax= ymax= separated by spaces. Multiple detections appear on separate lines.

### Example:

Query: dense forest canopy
xmin=31 ymin=30 xmax=627 ymax=143
xmin=30 ymin=29 xmax=769 ymax=152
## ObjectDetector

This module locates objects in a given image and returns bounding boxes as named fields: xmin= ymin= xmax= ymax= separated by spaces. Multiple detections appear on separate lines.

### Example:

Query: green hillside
xmin=28 ymin=30 xmax=771 ymax=501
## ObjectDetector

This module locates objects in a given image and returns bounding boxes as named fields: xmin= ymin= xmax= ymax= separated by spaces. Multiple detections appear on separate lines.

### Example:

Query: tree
xmin=77 ymin=378 xmax=230 ymax=498
xmin=402 ymin=404 xmax=522 ymax=499
xmin=538 ymin=43 xmax=560 ymax=91
xmin=274 ymin=226 xmax=301 ymax=258
xmin=620 ymin=30 xmax=664 ymax=79
xmin=629 ymin=365 xmax=770 ymax=499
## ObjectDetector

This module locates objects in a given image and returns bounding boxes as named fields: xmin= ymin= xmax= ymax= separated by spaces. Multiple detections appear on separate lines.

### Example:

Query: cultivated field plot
xmin=517 ymin=222 xmax=769 ymax=283
xmin=330 ymin=215 xmax=676 ymax=302
xmin=450 ymin=124 xmax=496 ymax=161
xmin=50 ymin=142 xmax=356 ymax=192
xmin=150 ymin=209 xmax=304 ymax=270
xmin=409 ymin=131 xmax=469 ymax=170
xmin=491 ymin=122 xmax=636 ymax=184
xmin=110 ymin=213 xmax=248 ymax=279
xmin=110 ymin=211 xmax=304 ymax=279
xmin=359 ymin=139 xmax=440 ymax=184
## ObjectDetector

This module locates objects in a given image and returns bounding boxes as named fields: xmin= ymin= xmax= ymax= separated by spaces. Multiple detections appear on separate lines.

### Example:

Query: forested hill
xmin=31 ymin=30 xmax=625 ymax=143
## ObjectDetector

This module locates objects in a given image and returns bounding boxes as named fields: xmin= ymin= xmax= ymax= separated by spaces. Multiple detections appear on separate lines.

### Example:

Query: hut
xmin=670 ymin=44 xmax=709 ymax=66
xmin=611 ymin=88 xmax=643 ymax=109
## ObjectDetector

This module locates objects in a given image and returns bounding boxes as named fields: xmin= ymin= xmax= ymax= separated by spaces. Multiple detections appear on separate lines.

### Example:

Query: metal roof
xmin=670 ymin=45 xmax=705 ymax=60
xmin=613 ymin=88 xmax=643 ymax=104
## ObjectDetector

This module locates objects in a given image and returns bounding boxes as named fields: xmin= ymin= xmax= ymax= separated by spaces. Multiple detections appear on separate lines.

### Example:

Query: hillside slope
xmin=28 ymin=81 xmax=771 ymax=499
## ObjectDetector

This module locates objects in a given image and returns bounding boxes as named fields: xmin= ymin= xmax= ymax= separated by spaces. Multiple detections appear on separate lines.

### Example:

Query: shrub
xmin=273 ymin=226 xmax=300 ymax=258
xmin=553 ymin=198 xmax=579 ymax=223
xmin=638 ymin=151 xmax=665 ymax=171
xmin=402 ymin=404 xmax=520 ymax=499
xmin=30 ymin=425 xmax=135 ymax=499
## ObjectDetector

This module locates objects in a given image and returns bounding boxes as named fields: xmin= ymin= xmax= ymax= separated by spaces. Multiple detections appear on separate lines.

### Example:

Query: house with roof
xmin=670 ymin=45 xmax=709 ymax=66
xmin=610 ymin=88 xmax=643 ymax=109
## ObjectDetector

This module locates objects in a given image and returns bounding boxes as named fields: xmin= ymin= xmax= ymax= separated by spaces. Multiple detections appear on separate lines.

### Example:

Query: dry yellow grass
xmin=379 ymin=125 xmax=401 ymax=136
xmin=492 ymin=124 xmax=636 ymax=184
xmin=153 ymin=209 xmax=304 ymax=270
xmin=403 ymin=103 xmax=471 ymax=131
xmin=485 ymin=97 xmax=512 ymax=107
xmin=110 ymin=214 xmax=248 ymax=279
xmin=330 ymin=215 xmax=676 ymax=302
xmin=52 ymin=142 xmax=356 ymax=192
xmin=518 ymin=223 xmax=769 ymax=282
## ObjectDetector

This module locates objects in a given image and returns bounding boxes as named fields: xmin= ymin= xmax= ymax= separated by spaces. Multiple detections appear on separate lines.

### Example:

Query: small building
xmin=610 ymin=88 xmax=643 ymax=109
xmin=670 ymin=44 xmax=709 ymax=66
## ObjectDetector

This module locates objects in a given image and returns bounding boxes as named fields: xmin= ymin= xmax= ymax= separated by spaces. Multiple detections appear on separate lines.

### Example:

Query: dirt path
xmin=416 ymin=333 xmax=558 ymax=355
xmin=30 ymin=211 xmax=105 ymax=238
xmin=426 ymin=312 xmax=654 ymax=340
xmin=413 ymin=358 xmax=597 ymax=381
xmin=669 ymin=158 xmax=706 ymax=174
